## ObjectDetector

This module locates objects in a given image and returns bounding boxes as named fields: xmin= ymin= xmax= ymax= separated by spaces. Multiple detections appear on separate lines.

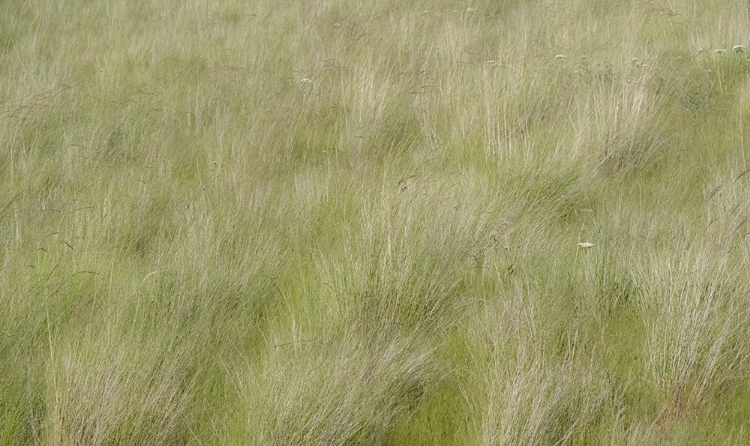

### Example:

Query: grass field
xmin=2 ymin=0 xmax=750 ymax=444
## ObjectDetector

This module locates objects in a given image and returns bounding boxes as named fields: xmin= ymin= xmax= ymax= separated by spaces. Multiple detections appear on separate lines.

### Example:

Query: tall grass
xmin=2 ymin=0 xmax=750 ymax=444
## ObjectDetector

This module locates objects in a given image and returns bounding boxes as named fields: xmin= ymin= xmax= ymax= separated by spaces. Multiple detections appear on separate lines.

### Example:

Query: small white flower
xmin=577 ymin=242 xmax=594 ymax=249
xmin=466 ymin=7 xmax=476 ymax=12
xmin=715 ymin=48 xmax=727 ymax=54
xmin=300 ymin=78 xmax=313 ymax=84
xmin=733 ymin=44 xmax=745 ymax=53
xmin=555 ymin=54 xmax=566 ymax=60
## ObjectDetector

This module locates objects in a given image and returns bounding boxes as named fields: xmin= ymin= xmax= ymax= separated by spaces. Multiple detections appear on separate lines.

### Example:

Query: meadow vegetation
xmin=2 ymin=0 xmax=750 ymax=444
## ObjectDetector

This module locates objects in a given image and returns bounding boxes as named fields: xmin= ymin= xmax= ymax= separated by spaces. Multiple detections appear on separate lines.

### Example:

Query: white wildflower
xmin=715 ymin=48 xmax=727 ymax=54
xmin=300 ymin=78 xmax=313 ymax=84
xmin=467 ymin=7 xmax=476 ymax=12
xmin=733 ymin=44 xmax=745 ymax=53
xmin=577 ymin=242 xmax=594 ymax=249
xmin=555 ymin=54 xmax=566 ymax=60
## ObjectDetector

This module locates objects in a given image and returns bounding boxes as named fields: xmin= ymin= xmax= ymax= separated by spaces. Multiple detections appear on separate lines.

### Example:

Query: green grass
xmin=2 ymin=0 xmax=750 ymax=444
